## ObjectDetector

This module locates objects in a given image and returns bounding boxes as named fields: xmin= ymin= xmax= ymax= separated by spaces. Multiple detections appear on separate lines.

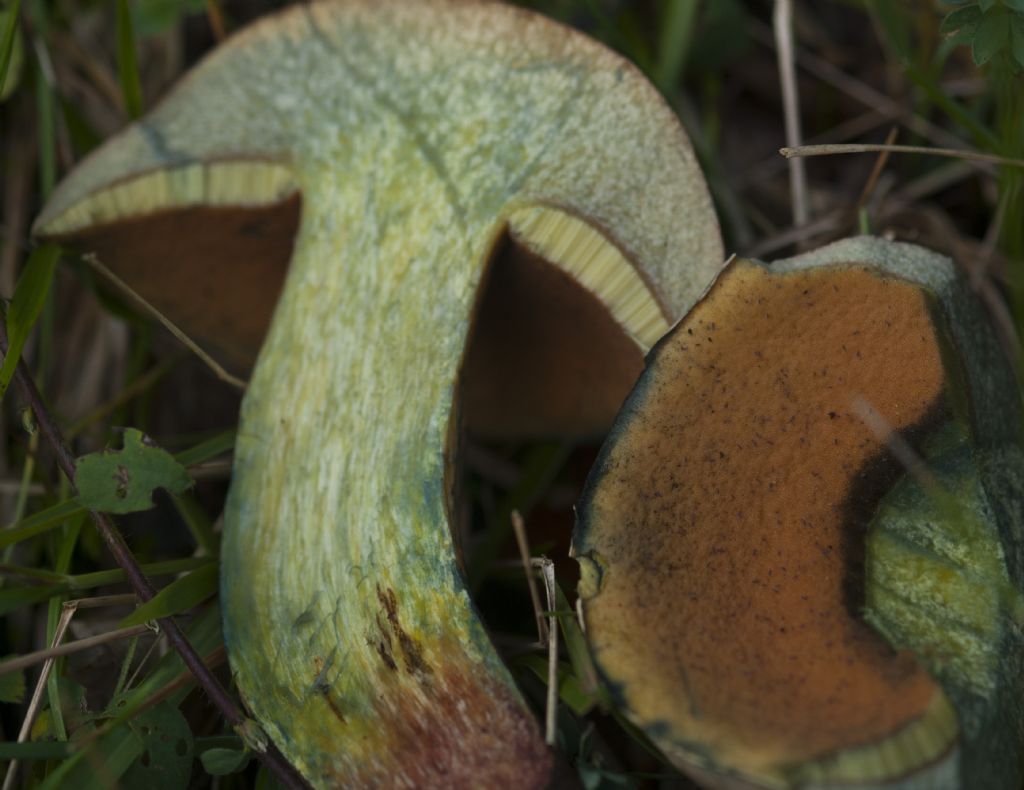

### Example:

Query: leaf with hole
xmin=122 ymin=702 xmax=194 ymax=790
xmin=75 ymin=429 xmax=191 ymax=514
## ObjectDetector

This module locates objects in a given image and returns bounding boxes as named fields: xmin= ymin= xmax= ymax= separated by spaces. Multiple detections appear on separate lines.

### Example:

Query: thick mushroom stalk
xmin=34 ymin=1 xmax=722 ymax=785
xmin=574 ymin=237 xmax=1024 ymax=789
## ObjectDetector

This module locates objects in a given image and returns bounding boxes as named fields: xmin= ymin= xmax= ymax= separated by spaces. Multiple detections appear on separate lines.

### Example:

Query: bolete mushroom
xmin=573 ymin=237 xmax=1024 ymax=789
xmin=33 ymin=1 xmax=723 ymax=785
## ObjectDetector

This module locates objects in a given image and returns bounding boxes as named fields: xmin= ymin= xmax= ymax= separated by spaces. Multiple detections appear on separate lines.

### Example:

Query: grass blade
xmin=0 ymin=742 xmax=73 ymax=761
xmin=119 ymin=563 xmax=218 ymax=627
xmin=0 ymin=499 xmax=83 ymax=551
xmin=174 ymin=429 xmax=235 ymax=467
xmin=115 ymin=0 xmax=142 ymax=118
xmin=0 ymin=244 xmax=60 ymax=400
xmin=655 ymin=0 xmax=700 ymax=92
xmin=0 ymin=0 xmax=22 ymax=91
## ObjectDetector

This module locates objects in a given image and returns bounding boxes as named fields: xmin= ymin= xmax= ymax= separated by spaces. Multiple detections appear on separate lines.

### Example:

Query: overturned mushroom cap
xmin=35 ymin=1 xmax=722 ymax=785
xmin=573 ymin=237 xmax=1024 ymax=789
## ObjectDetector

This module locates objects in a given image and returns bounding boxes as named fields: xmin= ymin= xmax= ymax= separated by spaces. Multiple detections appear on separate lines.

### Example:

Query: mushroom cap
xmin=574 ymin=237 xmax=1024 ymax=789
xmin=33 ymin=0 xmax=721 ymax=370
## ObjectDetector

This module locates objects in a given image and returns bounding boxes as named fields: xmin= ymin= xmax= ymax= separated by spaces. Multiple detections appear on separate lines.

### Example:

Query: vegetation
xmin=1 ymin=0 xmax=1022 ymax=787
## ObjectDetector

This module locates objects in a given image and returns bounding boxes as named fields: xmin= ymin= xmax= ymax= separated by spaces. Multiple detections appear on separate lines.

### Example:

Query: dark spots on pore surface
xmin=580 ymin=262 xmax=947 ymax=763
xmin=374 ymin=585 xmax=432 ymax=676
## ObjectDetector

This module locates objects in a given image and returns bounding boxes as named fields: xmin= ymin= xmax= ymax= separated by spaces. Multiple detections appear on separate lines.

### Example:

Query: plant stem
xmin=0 ymin=326 xmax=307 ymax=789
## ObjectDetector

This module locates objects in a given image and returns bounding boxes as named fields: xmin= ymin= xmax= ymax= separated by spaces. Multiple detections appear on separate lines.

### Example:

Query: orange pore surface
xmin=583 ymin=262 xmax=945 ymax=769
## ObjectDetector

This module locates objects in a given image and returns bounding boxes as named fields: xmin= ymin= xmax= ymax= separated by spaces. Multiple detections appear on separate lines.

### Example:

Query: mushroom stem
xmin=223 ymin=167 xmax=561 ymax=785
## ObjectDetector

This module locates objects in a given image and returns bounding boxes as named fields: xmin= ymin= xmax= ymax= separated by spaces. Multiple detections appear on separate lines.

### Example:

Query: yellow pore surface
xmin=583 ymin=262 xmax=951 ymax=781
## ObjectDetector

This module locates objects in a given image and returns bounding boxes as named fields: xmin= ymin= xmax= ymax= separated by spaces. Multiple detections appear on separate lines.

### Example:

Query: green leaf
xmin=76 ymin=429 xmax=191 ymax=514
xmin=0 ymin=244 xmax=60 ymax=400
xmin=979 ymin=0 xmax=997 ymax=11
xmin=116 ymin=0 xmax=143 ymax=118
xmin=118 ymin=562 xmax=218 ymax=626
xmin=0 ymin=657 xmax=25 ymax=703
xmin=39 ymin=607 xmax=221 ymax=790
xmin=941 ymin=4 xmax=983 ymax=33
xmin=973 ymin=10 xmax=1011 ymax=63
xmin=200 ymin=747 xmax=252 ymax=776
xmin=121 ymin=702 xmax=194 ymax=790
xmin=1005 ymin=0 xmax=1024 ymax=12
xmin=0 ymin=7 xmax=23 ymax=101
xmin=1012 ymin=14 xmax=1024 ymax=68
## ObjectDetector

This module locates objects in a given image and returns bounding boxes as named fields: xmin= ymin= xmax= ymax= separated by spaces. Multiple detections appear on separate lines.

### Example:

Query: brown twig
xmin=781 ymin=143 xmax=1024 ymax=169
xmin=0 ymin=326 xmax=306 ymax=789
xmin=855 ymin=127 xmax=899 ymax=213
xmin=511 ymin=510 xmax=549 ymax=646
xmin=773 ymin=0 xmax=809 ymax=229
xmin=85 ymin=255 xmax=247 ymax=391
xmin=2 ymin=599 xmax=77 ymax=790
xmin=0 ymin=623 xmax=151 ymax=676
xmin=531 ymin=557 xmax=558 ymax=747
xmin=749 ymin=21 xmax=996 ymax=174
xmin=205 ymin=0 xmax=228 ymax=42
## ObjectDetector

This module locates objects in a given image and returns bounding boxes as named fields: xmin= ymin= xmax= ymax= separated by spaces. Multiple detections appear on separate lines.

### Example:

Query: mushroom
xmin=34 ymin=1 xmax=723 ymax=785
xmin=573 ymin=237 xmax=1024 ymax=789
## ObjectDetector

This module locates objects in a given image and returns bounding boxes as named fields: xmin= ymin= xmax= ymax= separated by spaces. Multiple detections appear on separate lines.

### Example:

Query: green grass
xmin=1 ymin=1 xmax=1022 ymax=787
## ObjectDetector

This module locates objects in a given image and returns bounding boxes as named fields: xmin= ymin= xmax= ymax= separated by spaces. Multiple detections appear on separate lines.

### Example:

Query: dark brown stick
xmin=0 ymin=327 xmax=307 ymax=789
